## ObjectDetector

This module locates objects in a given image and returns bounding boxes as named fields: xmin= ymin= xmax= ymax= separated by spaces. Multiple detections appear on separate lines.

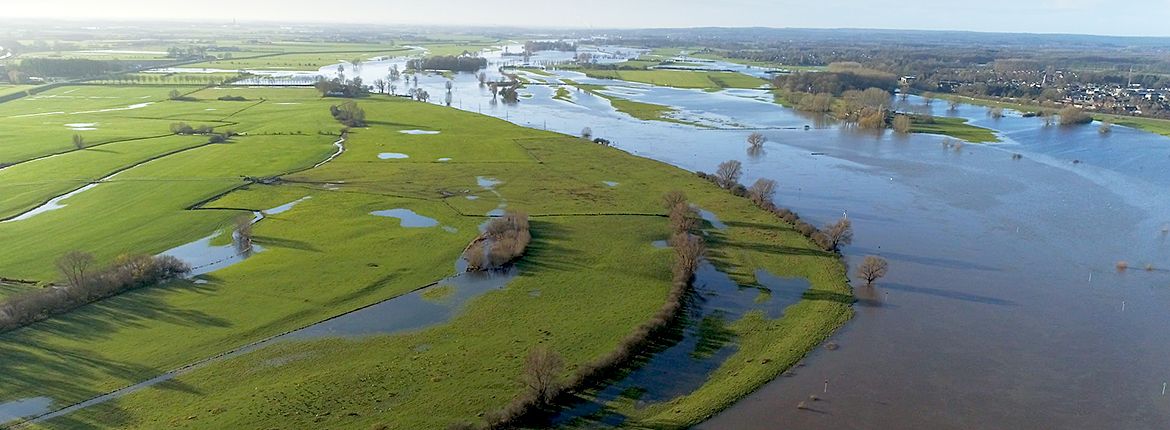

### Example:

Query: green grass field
xmin=910 ymin=116 xmax=1001 ymax=143
xmin=563 ymin=79 xmax=699 ymax=127
xmin=2 ymin=83 xmax=849 ymax=429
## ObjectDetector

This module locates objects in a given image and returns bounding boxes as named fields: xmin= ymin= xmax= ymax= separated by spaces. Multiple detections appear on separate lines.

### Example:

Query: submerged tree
xmin=234 ymin=214 xmax=254 ymax=254
xmin=892 ymin=114 xmax=912 ymax=133
xmin=856 ymin=255 xmax=889 ymax=286
xmin=823 ymin=217 xmax=853 ymax=251
xmin=71 ymin=134 xmax=85 ymax=150
xmin=746 ymin=132 xmax=767 ymax=150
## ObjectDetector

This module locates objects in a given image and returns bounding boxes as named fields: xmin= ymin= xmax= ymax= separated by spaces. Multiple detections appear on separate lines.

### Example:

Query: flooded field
xmin=316 ymin=50 xmax=1170 ymax=427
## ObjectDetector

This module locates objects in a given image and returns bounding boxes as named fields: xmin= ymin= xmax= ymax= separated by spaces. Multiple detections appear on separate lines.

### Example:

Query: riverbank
xmin=935 ymin=93 xmax=1170 ymax=137
xmin=4 ymin=89 xmax=849 ymax=429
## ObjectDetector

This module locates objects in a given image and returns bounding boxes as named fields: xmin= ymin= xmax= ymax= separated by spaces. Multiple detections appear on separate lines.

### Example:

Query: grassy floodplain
xmin=562 ymin=79 xmax=698 ymax=127
xmin=909 ymin=116 xmax=1000 ymax=143
xmin=572 ymin=68 xmax=767 ymax=90
xmin=0 ymin=82 xmax=850 ymax=429
xmin=936 ymin=93 xmax=1170 ymax=137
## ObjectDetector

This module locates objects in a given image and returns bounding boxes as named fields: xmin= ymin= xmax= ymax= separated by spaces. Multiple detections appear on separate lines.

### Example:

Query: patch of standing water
xmin=1 ymin=183 xmax=98 ymax=223
xmin=651 ymin=240 xmax=669 ymax=249
xmin=64 ymin=123 xmax=97 ymax=131
xmin=158 ymin=195 xmax=309 ymax=276
xmin=549 ymin=262 xmax=809 ymax=426
xmin=602 ymin=181 xmax=619 ymax=187
xmin=286 ymin=267 xmax=518 ymax=339
xmin=437 ymin=157 xmax=452 ymax=162
xmin=0 ymin=397 xmax=52 ymax=424
xmin=21 ymin=260 xmax=520 ymax=426
xmin=264 ymin=196 xmax=310 ymax=215
xmin=377 ymin=153 xmax=409 ymax=159
xmin=476 ymin=176 xmax=502 ymax=189
xmin=370 ymin=208 xmax=440 ymax=228
xmin=399 ymin=129 xmax=441 ymax=135
xmin=694 ymin=206 xmax=727 ymax=230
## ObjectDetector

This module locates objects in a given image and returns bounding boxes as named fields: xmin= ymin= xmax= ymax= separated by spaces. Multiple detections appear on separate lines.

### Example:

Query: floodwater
xmin=296 ymin=51 xmax=1170 ymax=428
xmin=1 ymin=183 xmax=98 ymax=223
xmin=370 ymin=208 xmax=440 ymax=228
xmin=549 ymin=262 xmax=810 ymax=427
xmin=0 ymin=397 xmax=51 ymax=424
xmin=377 ymin=152 xmax=410 ymax=159
xmin=18 ymin=262 xmax=519 ymax=426
xmin=399 ymin=129 xmax=440 ymax=135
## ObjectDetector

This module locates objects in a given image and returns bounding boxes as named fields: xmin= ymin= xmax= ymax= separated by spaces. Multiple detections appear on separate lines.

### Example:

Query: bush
xmin=217 ymin=95 xmax=248 ymax=101
xmin=1059 ymin=107 xmax=1092 ymax=125
xmin=464 ymin=211 xmax=530 ymax=271
xmin=0 ymin=253 xmax=190 ymax=333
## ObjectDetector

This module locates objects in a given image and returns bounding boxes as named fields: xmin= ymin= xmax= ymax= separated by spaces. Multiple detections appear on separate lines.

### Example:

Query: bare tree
xmin=856 ymin=255 xmax=889 ymax=286
xmin=989 ymin=107 xmax=1005 ymax=119
xmin=56 ymin=250 xmax=94 ymax=288
xmin=672 ymin=233 xmax=705 ymax=280
xmin=522 ymin=346 xmax=564 ymax=405
xmin=714 ymin=160 xmax=743 ymax=189
xmin=747 ymin=178 xmax=777 ymax=206
xmin=581 ymin=127 xmax=592 ymax=139
xmin=746 ymin=132 xmax=767 ymax=150
xmin=892 ymin=115 xmax=912 ymax=133
xmin=372 ymin=79 xmax=387 ymax=94
xmin=234 ymin=214 xmax=254 ymax=254
xmin=948 ymin=99 xmax=961 ymax=111
xmin=824 ymin=217 xmax=853 ymax=250
xmin=71 ymin=134 xmax=85 ymax=150
xmin=662 ymin=191 xmax=687 ymax=211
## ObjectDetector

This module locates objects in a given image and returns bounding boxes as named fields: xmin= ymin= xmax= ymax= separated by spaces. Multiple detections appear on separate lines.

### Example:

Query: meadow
xmin=2 ymin=50 xmax=848 ymax=430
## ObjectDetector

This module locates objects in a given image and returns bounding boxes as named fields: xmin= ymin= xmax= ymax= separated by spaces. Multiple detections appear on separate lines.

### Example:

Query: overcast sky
xmin=5 ymin=0 xmax=1170 ymax=37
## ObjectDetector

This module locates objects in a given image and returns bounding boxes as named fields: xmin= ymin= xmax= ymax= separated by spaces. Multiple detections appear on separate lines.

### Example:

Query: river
xmin=9 ymin=45 xmax=1170 ymax=428
xmin=308 ymin=47 xmax=1170 ymax=428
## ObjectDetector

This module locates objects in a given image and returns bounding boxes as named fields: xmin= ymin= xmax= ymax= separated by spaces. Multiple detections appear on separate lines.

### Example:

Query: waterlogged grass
xmin=553 ymin=86 xmax=573 ymax=103
xmin=580 ymin=69 xmax=767 ymax=89
xmin=3 ymin=89 xmax=849 ymax=429
xmin=564 ymin=79 xmax=697 ymax=127
xmin=937 ymin=93 xmax=1170 ymax=138
xmin=186 ymin=48 xmax=412 ymax=70
xmin=910 ymin=116 xmax=1000 ymax=143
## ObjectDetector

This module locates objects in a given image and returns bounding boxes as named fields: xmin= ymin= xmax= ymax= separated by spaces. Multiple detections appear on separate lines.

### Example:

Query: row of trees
xmin=14 ymin=58 xmax=120 ymax=78
xmin=0 ymin=252 xmax=190 ymax=333
xmin=406 ymin=56 xmax=487 ymax=72
xmin=464 ymin=211 xmax=532 ymax=271
xmin=469 ymin=192 xmax=704 ymax=429
xmin=314 ymin=76 xmax=367 ymax=98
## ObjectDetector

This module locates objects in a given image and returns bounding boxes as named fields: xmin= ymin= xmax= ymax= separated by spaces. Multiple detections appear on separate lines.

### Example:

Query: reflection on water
xmin=549 ymin=262 xmax=808 ymax=426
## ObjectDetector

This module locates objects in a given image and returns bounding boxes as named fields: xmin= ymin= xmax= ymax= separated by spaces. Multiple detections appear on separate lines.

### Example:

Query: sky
xmin=5 ymin=0 xmax=1170 ymax=37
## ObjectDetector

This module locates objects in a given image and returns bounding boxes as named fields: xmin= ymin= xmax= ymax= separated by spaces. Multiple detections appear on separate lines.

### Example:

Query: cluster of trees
xmin=524 ymin=41 xmax=576 ymax=53
xmin=0 ymin=252 xmax=189 ymax=333
xmin=329 ymin=101 xmax=367 ymax=127
xmin=313 ymin=76 xmax=367 ymax=98
xmin=1058 ymin=106 xmax=1093 ymax=125
xmin=696 ymin=159 xmax=853 ymax=253
xmin=15 ymin=58 xmax=120 ymax=79
xmin=170 ymin=122 xmax=237 ymax=143
xmin=217 ymin=95 xmax=248 ymax=101
xmin=406 ymin=55 xmax=487 ymax=72
xmin=464 ymin=211 xmax=531 ymax=271
xmin=167 ymin=89 xmax=196 ymax=101
xmin=773 ymin=67 xmax=897 ymax=97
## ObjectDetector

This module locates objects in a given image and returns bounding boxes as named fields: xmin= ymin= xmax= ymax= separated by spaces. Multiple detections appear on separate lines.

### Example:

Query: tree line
xmin=0 ymin=252 xmax=190 ymax=333
xmin=406 ymin=56 xmax=487 ymax=72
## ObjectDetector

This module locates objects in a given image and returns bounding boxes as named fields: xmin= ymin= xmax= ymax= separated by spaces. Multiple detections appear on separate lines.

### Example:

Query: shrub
xmin=1059 ymin=107 xmax=1092 ymax=125
xmin=714 ymin=160 xmax=743 ymax=189
xmin=464 ymin=211 xmax=530 ymax=271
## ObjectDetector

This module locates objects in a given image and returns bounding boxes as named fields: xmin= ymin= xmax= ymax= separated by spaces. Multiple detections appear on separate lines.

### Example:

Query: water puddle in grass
xmin=476 ymin=176 xmax=502 ymax=189
xmin=399 ymin=129 xmax=441 ymax=135
xmin=72 ymin=102 xmax=152 ymax=115
xmin=18 ymin=262 xmax=519 ymax=426
xmin=437 ymin=157 xmax=452 ymax=162
xmin=651 ymin=240 xmax=669 ymax=249
xmin=0 ymin=397 xmax=52 ymax=424
xmin=694 ymin=207 xmax=727 ymax=230
xmin=377 ymin=153 xmax=409 ymax=159
xmin=158 ymin=196 xmax=312 ymax=276
xmin=370 ymin=208 xmax=440 ymax=228
xmin=603 ymin=181 xmax=620 ymax=187
xmin=1 ymin=183 xmax=98 ymax=223
xmin=64 ymin=123 xmax=97 ymax=131
xmin=548 ymin=262 xmax=808 ymax=427
xmin=264 ymin=196 xmax=310 ymax=215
